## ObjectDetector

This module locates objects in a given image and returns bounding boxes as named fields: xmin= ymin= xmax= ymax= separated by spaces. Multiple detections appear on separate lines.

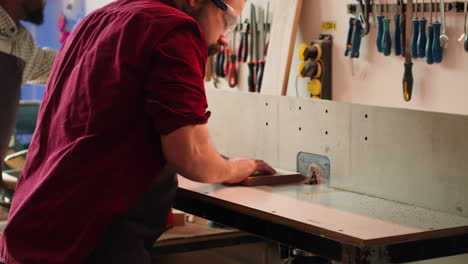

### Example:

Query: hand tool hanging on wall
xmin=401 ymin=0 xmax=407 ymax=56
xmin=264 ymin=1 xmax=271 ymax=57
xmin=395 ymin=0 xmax=404 ymax=55
xmin=238 ymin=19 xmax=249 ymax=63
xmin=219 ymin=46 xmax=226 ymax=77
xmin=382 ymin=0 xmax=392 ymax=56
xmin=214 ymin=46 xmax=225 ymax=78
xmin=257 ymin=7 xmax=266 ymax=92
xmin=357 ymin=0 xmax=371 ymax=36
xmin=351 ymin=19 xmax=364 ymax=58
xmin=248 ymin=3 xmax=258 ymax=93
xmin=439 ymin=0 xmax=449 ymax=49
xmin=349 ymin=0 xmax=369 ymax=58
xmin=432 ymin=0 xmax=443 ymax=62
xmin=417 ymin=0 xmax=427 ymax=57
xmin=345 ymin=17 xmax=356 ymax=56
xmin=411 ymin=0 xmax=420 ymax=58
xmin=376 ymin=0 xmax=385 ymax=52
xmin=462 ymin=0 xmax=468 ymax=51
xmin=403 ymin=0 xmax=414 ymax=101
xmin=228 ymin=28 xmax=238 ymax=87
xmin=465 ymin=0 xmax=468 ymax=51
xmin=426 ymin=0 xmax=435 ymax=64
xmin=224 ymin=46 xmax=231 ymax=77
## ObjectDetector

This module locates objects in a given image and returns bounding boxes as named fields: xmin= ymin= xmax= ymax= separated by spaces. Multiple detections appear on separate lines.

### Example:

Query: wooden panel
xmin=238 ymin=169 xmax=304 ymax=186
xmin=261 ymin=0 xmax=303 ymax=95
xmin=178 ymin=176 xmax=468 ymax=247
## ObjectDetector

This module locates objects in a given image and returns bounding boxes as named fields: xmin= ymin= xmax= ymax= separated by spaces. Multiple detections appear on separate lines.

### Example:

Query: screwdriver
xmin=426 ymin=0 xmax=434 ymax=64
xmin=394 ymin=0 xmax=403 ymax=56
xmin=432 ymin=0 xmax=443 ymax=63
xmin=417 ymin=0 xmax=427 ymax=58
xmin=411 ymin=0 xmax=420 ymax=58
xmin=376 ymin=0 xmax=385 ymax=53
xmin=382 ymin=0 xmax=392 ymax=56
xmin=403 ymin=0 xmax=414 ymax=102
xmin=401 ymin=0 xmax=407 ymax=56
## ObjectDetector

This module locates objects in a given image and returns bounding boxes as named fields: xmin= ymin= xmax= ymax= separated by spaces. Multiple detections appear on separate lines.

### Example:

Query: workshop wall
xmin=206 ymin=0 xmax=468 ymax=116
xmin=292 ymin=0 xmax=468 ymax=116
xmin=84 ymin=0 xmax=112 ymax=12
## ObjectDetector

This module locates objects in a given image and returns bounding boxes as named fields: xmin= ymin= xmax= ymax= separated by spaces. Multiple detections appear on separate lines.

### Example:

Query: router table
xmin=174 ymin=176 xmax=468 ymax=264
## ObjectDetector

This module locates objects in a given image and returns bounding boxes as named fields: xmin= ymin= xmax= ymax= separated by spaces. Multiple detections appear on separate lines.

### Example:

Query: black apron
xmin=84 ymin=165 xmax=178 ymax=264
xmin=0 ymin=51 xmax=25 ymax=206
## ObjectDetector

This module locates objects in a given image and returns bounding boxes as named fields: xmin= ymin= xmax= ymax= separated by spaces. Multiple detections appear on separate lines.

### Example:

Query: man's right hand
xmin=224 ymin=158 xmax=276 ymax=184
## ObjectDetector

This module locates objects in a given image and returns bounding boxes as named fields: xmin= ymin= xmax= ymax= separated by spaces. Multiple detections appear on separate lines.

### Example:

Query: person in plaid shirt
xmin=0 ymin=0 xmax=56 ymax=85
xmin=0 ymin=0 xmax=56 ymax=207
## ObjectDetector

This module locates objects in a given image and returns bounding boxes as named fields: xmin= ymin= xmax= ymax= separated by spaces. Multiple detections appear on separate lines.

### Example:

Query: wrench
xmin=439 ymin=0 xmax=449 ymax=48
xmin=357 ymin=0 xmax=371 ymax=37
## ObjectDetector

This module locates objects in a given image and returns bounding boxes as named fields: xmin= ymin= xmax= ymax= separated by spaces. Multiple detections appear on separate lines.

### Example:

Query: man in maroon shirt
xmin=0 ymin=0 xmax=275 ymax=263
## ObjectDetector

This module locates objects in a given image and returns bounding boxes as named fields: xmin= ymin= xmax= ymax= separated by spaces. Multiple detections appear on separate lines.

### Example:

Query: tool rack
xmin=348 ymin=1 xmax=467 ymax=14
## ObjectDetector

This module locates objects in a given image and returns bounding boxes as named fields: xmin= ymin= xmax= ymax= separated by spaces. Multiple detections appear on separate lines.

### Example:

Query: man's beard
xmin=208 ymin=44 xmax=221 ymax=56
xmin=25 ymin=7 xmax=44 ymax=25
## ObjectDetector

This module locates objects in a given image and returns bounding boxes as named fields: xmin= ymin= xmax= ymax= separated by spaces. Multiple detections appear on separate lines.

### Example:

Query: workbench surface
xmin=175 ymin=176 xmax=468 ymax=263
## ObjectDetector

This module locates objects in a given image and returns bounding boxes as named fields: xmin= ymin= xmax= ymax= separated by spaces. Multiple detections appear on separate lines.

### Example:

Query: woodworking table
xmin=174 ymin=176 xmax=468 ymax=264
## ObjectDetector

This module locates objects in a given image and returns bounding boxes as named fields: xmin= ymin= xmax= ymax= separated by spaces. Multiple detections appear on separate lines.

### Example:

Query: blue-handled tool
xmin=382 ymin=0 xmax=392 ymax=56
xmin=376 ymin=0 xmax=385 ymax=53
xmin=411 ymin=0 xmax=420 ymax=58
xmin=351 ymin=19 xmax=364 ymax=58
xmin=426 ymin=0 xmax=434 ymax=64
xmin=432 ymin=0 xmax=443 ymax=63
xmin=417 ymin=0 xmax=427 ymax=58
xmin=394 ymin=0 xmax=403 ymax=56
xmin=345 ymin=17 xmax=356 ymax=56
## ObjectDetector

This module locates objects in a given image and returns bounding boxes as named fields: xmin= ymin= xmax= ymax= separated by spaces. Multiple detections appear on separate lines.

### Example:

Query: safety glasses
xmin=211 ymin=0 xmax=239 ymax=35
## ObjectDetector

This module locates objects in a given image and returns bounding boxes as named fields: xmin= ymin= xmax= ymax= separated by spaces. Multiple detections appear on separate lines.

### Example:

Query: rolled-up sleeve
xmin=145 ymin=21 xmax=210 ymax=135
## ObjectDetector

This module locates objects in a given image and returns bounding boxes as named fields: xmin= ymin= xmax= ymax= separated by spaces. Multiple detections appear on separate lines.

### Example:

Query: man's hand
xmin=224 ymin=158 xmax=276 ymax=184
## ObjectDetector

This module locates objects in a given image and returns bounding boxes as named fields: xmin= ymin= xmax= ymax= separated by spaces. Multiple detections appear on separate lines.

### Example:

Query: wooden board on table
xmin=240 ymin=168 xmax=304 ymax=186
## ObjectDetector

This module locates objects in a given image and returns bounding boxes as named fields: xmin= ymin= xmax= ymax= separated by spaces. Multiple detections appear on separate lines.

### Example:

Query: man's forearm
xmin=161 ymin=125 xmax=254 ymax=183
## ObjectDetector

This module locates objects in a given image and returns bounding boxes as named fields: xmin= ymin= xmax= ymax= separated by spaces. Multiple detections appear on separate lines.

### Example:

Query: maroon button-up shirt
xmin=0 ymin=0 xmax=210 ymax=263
